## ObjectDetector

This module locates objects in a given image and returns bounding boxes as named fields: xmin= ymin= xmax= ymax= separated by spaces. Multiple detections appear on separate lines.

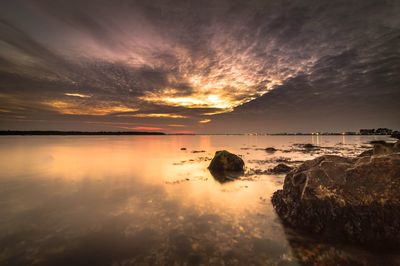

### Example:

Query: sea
xmin=0 ymin=135 xmax=398 ymax=265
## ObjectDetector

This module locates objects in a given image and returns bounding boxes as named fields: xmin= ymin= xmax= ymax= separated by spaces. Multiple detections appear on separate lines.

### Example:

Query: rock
xmin=373 ymin=141 xmax=400 ymax=155
xmin=395 ymin=140 xmax=400 ymax=150
xmin=373 ymin=143 xmax=393 ymax=155
xmin=208 ymin=150 xmax=244 ymax=172
xmin=303 ymin=143 xmax=317 ymax=149
xmin=358 ymin=149 xmax=373 ymax=157
xmin=358 ymin=141 xmax=400 ymax=157
xmin=208 ymin=150 xmax=244 ymax=182
xmin=265 ymin=147 xmax=277 ymax=153
xmin=268 ymin=163 xmax=293 ymax=174
xmin=180 ymin=147 xmax=187 ymax=150
xmin=272 ymin=151 xmax=400 ymax=246
xmin=391 ymin=131 xmax=400 ymax=139
xmin=192 ymin=150 xmax=205 ymax=153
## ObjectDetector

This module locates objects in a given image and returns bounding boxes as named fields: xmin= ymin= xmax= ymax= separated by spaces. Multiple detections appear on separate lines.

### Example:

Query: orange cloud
xmin=43 ymin=100 xmax=139 ymax=115
xmin=131 ymin=126 xmax=164 ymax=131
xmin=117 ymin=113 xmax=187 ymax=119
xmin=199 ymin=119 xmax=211 ymax=124
xmin=168 ymin=124 xmax=186 ymax=127
xmin=64 ymin=93 xmax=91 ymax=98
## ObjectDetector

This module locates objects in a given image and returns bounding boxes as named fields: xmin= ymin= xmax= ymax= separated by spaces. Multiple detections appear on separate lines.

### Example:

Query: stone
xmin=208 ymin=150 xmax=245 ymax=172
xmin=265 ymin=147 xmax=277 ymax=153
xmin=268 ymin=163 xmax=293 ymax=174
xmin=357 ymin=140 xmax=400 ymax=157
xmin=192 ymin=150 xmax=206 ymax=153
xmin=394 ymin=140 xmax=400 ymax=150
xmin=373 ymin=141 xmax=397 ymax=155
xmin=272 ymin=151 xmax=400 ymax=246
xmin=303 ymin=143 xmax=317 ymax=149
xmin=391 ymin=131 xmax=400 ymax=139
xmin=358 ymin=149 xmax=373 ymax=157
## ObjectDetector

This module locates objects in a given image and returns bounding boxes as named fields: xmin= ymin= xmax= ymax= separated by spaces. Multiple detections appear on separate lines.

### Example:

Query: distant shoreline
xmin=0 ymin=130 xmax=396 ymax=137
xmin=0 ymin=131 xmax=165 ymax=136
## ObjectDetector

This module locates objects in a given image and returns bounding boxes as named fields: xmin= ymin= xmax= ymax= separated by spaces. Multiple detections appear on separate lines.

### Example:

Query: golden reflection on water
xmin=0 ymin=135 xmax=395 ymax=265
xmin=0 ymin=136 xmax=280 ymax=213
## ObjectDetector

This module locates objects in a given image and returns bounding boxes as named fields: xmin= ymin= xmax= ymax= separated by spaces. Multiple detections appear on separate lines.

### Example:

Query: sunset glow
xmin=0 ymin=1 xmax=399 ymax=265
xmin=0 ymin=0 xmax=398 ymax=133
xmin=43 ymin=100 xmax=139 ymax=115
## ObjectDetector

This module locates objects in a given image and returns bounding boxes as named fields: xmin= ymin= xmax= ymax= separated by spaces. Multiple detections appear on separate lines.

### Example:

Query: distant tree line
xmin=0 ymin=130 xmax=165 ymax=136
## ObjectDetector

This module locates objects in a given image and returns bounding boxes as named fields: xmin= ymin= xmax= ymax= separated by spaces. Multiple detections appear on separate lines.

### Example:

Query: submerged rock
xmin=272 ymin=149 xmax=400 ymax=246
xmin=192 ymin=150 xmax=205 ymax=153
xmin=268 ymin=163 xmax=293 ymax=174
xmin=303 ymin=143 xmax=317 ymax=149
xmin=265 ymin=147 xmax=277 ymax=153
xmin=208 ymin=150 xmax=244 ymax=182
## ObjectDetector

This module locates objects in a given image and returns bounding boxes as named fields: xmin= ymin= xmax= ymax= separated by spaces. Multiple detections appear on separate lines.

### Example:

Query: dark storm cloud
xmin=0 ymin=0 xmax=399 ymax=132
xmin=207 ymin=44 xmax=400 ymax=132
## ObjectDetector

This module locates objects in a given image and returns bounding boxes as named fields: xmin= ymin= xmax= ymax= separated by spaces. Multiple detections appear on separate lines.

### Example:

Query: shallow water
xmin=0 ymin=135 xmax=398 ymax=265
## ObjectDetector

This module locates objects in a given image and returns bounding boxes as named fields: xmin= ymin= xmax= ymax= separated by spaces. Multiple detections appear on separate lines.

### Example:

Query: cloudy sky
xmin=0 ymin=0 xmax=399 ymax=133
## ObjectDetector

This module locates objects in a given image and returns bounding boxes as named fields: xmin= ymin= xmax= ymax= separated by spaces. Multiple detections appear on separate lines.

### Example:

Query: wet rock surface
xmin=208 ymin=150 xmax=244 ymax=172
xmin=372 ymin=140 xmax=400 ymax=155
xmin=268 ymin=163 xmax=293 ymax=174
xmin=302 ymin=143 xmax=317 ymax=149
xmin=272 ymin=141 xmax=400 ymax=246
xmin=265 ymin=147 xmax=277 ymax=153
xmin=208 ymin=150 xmax=245 ymax=182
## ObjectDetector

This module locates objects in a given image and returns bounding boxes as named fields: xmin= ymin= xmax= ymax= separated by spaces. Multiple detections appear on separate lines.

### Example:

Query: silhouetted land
xmin=0 ymin=131 xmax=165 ymax=136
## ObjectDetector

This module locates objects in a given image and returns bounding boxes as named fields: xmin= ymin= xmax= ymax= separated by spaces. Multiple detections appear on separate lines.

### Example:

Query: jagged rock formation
xmin=272 ymin=141 xmax=400 ymax=246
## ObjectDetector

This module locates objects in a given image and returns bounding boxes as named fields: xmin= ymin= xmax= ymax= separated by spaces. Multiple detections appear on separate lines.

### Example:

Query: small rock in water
xmin=192 ymin=150 xmax=205 ymax=153
xmin=208 ymin=150 xmax=244 ymax=183
xmin=265 ymin=147 xmax=277 ymax=153
xmin=208 ymin=150 xmax=244 ymax=172
xmin=303 ymin=143 xmax=317 ymax=149
xmin=268 ymin=163 xmax=293 ymax=174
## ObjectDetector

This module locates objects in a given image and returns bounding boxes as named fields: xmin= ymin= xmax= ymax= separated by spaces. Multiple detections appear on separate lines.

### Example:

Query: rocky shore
xmin=272 ymin=140 xmax=400 ymax=246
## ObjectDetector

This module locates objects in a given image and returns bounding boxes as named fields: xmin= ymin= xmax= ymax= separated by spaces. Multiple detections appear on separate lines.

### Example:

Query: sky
xmin=0 ymin=0 xmax=399 ymax=133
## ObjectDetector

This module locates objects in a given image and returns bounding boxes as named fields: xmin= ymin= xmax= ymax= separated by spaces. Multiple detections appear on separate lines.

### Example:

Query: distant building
xmin=375 ymin=128 xmax=393 ymax=135
xmin=360 ymin=129 xmax=375 ymax=135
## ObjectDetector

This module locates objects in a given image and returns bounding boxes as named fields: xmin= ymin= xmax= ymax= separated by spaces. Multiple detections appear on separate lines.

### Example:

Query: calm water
xmin=0 ymin=135 xmax=398 ymax=266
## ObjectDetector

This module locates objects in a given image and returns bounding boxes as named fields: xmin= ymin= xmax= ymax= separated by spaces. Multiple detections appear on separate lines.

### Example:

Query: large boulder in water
xmin=272 ymin=150 xmax=400 ymax=246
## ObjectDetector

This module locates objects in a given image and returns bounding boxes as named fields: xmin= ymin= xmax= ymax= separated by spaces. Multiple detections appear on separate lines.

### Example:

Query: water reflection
xmin=282 ymin=227 xmax=400 ymax=266
xmin=0 ymin=135 xmax=396 ymax=265
xmin=208 ymin=169 xmax=244 ymax=183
